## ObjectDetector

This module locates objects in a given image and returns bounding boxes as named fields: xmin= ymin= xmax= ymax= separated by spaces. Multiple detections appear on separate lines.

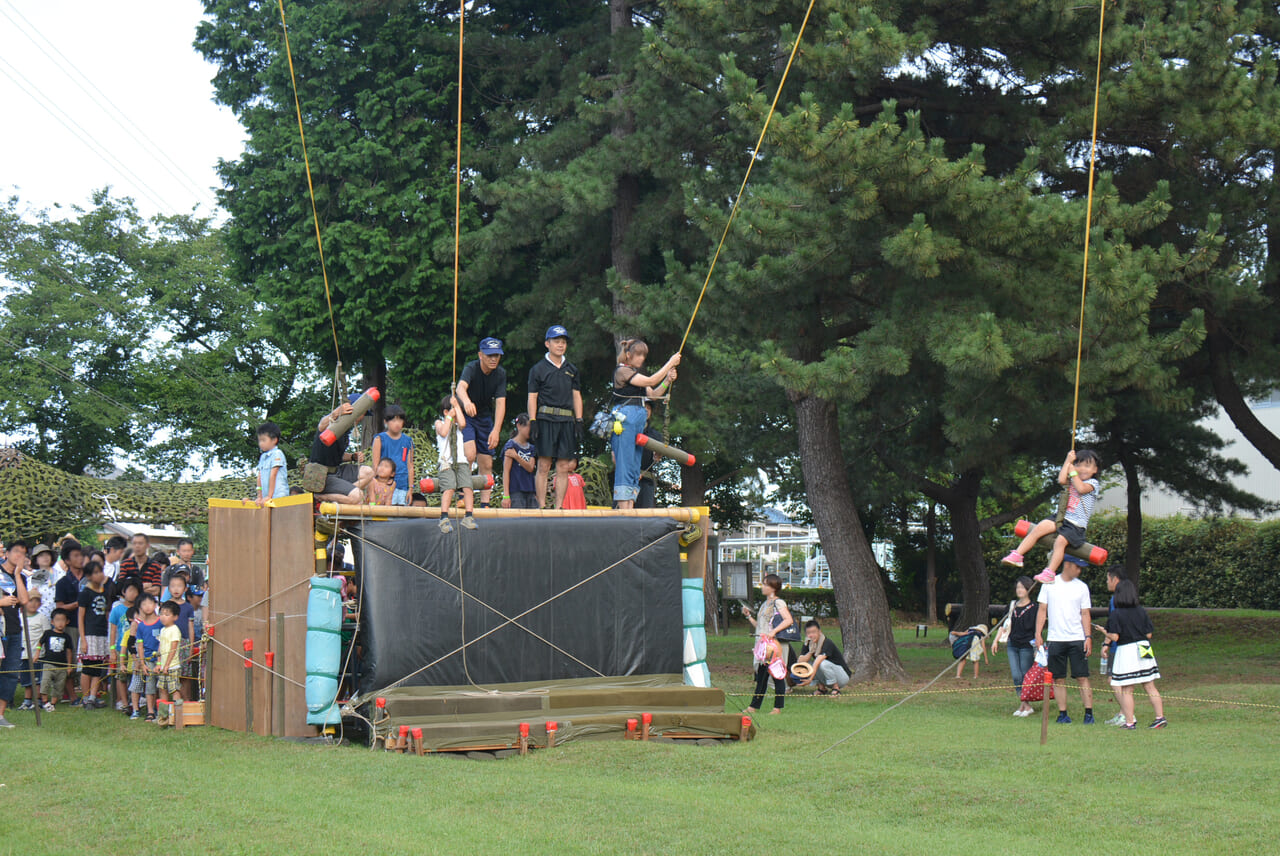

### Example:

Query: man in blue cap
xmin=309 ymin=393 xmax=373 ymax=504
xmin=527 ymin=324 xmax=582 ymax=508
xmin=456 ymin=336 xmax=508 ymax=507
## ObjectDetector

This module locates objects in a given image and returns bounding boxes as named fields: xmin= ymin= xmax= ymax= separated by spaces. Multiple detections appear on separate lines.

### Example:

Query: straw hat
xmin=30 ymin=543 xmax=54 ymax=562
xmin=790 ymin=661 xmax=815 ymax=680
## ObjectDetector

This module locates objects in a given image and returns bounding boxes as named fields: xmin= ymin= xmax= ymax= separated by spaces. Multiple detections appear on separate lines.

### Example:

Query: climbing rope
xmin=276 ymin=0 xmax=343 ymax=372
xmin=1069 ymin=0 xmax=1108 ymax=448
xmin=678 ymin=0 xmax=818 ymax=353
xmin=450 ymin=0 xmax=465 ymax=391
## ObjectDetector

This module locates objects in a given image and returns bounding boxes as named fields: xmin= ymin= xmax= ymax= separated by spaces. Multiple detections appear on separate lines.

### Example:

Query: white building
xmin=1095 ymin=395 xmax=1280 ymax=519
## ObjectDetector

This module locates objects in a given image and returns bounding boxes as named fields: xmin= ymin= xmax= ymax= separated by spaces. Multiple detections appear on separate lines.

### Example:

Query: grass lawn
xmin=3 ymin=611 xmax=1278 ymax=855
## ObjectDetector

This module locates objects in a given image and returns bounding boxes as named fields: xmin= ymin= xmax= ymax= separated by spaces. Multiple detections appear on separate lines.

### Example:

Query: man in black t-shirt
xmin=794 ymin=620 xmax=851 ymax=693
xmin=456 ymin=337 xmax=508 ymax=507
xmin=310 ymin=394 xmax=374 ymax=504
xmin=527 ymin=325 xmax=583 ymax=508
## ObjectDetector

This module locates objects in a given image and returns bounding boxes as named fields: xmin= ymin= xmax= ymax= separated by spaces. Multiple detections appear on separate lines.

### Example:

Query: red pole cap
xmin=626 ymin=718 xmax=638 ymax=732
xmin=641 ymin=712 xmax=652 ymax=725
xmin=319 ymin=429 xmax=338 ymax=446
xmin=206 ymin=624 xmax=215 ymax=637
xmin=741 ymin=715 xmax=752 ymax=731
xmin=411 ymin=727 xmax=423 ymax=740
xmin=243 ymin=638 xmax=253 ymax=653
xmin=243 ymin=658 xmax=252 ymax=669
xmin=1044 ymin=671 xmax=1054 ymax=685
xmin=365 ymin=387 xmax=381 ymax=402
xmin=376 ymin=697 xmax=386 ymax=709
xmin=419 ymin=477 xmax=436 ymax=493
xmin=483 ymin=474 xmax=495 ymax=488
xmin=264 ymin=652 xmax=275 ymax=669
xmin=1088 ymin=545 xmax=1109 ymax=565
xmin=1014 ymin=519 xmax=1031 ymax=538
xmin=546 ymin=721 xmax=558 ymax=732
xmin=519 ymin=722 xmax=530 ymax=737
xmin=399 ymin=725 xmax=410 ymax=738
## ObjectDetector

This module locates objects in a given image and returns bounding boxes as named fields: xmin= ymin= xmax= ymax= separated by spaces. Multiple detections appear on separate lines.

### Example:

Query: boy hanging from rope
xmin=1002 ymin=450 xmax=1102 ymax=584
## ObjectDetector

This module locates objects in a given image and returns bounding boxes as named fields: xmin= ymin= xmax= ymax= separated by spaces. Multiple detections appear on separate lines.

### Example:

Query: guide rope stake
xmin=243 ymin=638 xmax=254 ymax=734
xmin=545 ymin=720 xmax=558 ymax=749
xmin=518 ymin=721 xmax=530 ymax=755
xmin=1040 ymin=669 xmax=1053 ymax=746
xmin=641 ymin=711 xmax=653 ymax=741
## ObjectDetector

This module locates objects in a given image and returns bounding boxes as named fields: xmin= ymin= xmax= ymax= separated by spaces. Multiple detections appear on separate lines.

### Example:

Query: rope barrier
xmin=277 ymin=0 xmax=343 ymax=369
xmin=1068 ymin=0 xmax=1108 ymax=448
xmin=678 ymin=0 xmax=818 ymax=353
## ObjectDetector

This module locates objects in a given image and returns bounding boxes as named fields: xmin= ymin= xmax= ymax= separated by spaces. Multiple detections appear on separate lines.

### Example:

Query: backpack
xmin=952 ymin=631 xmax=979 ymax=659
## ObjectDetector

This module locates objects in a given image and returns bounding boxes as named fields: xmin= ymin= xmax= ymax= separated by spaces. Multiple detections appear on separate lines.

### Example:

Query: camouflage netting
xmin=0 ymin=447 xmax=257 ymax=539
xmin=0 ymin=433 xmax=618 ymax=539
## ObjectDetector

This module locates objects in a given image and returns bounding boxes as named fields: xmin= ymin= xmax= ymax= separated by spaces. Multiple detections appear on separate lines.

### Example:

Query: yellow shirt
xmin=157 ymin=625 xmax=182 ymax=673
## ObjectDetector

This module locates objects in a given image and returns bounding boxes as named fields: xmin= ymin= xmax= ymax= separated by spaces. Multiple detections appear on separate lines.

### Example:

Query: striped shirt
xmin=1064 ymin=477 xmax=1102 ymax=529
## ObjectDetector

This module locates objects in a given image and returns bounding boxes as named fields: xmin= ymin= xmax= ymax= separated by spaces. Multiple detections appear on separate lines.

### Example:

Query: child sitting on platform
xmin=371 ymin=404 xmax=414 ymax=506
xmin=435 ymin=394 xmax=477 ymax=533
xmin=1002 ymin=449 xmax=1102 ymax=584
xmin=365 ymin=457 xmax=397 ymax=506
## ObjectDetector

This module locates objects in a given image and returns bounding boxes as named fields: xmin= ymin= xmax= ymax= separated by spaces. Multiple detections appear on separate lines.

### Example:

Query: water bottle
xmin=1100 ymin=644 xmax=1109 ymax=676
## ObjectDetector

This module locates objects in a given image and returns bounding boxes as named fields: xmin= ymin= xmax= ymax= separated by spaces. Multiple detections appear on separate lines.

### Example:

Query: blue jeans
xmin=1007 ymin=643 xmax=1035 ymax=693
xmin=0 ymin=634 xmax=22 ymax=706
xmin=610 ymin=404 xmax=648 ymax=502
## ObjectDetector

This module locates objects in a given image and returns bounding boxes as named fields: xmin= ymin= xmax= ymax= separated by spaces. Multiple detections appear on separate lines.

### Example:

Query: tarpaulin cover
xmin=353 ymin=517 xmax=683 ymax=694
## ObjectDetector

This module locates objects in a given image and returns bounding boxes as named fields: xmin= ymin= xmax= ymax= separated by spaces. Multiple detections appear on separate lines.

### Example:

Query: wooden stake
xmin=174 ymin=698 xmax=185 ymax=730
xmin=1040 ymin=669 xmax=1052 ymax=746
xmin=275 ymin=612 xmax=286 ymax=737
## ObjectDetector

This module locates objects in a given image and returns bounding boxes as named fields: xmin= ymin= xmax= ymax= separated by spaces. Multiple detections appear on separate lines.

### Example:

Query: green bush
xmin=716 ymin=586 xmax=838 ymax=618
xmin=986 ymin=514 xmax=1280 ymax=609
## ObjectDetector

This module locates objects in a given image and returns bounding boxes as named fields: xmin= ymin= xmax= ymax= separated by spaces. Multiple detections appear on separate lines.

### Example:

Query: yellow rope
xmin=1069 ymin=0 xmax=1108 ymax=449
xmin=277 ymin=0 xmax=342 ymax=368
xmin=678 ymin=0 xmax=818 ymax=353
xmin=451 ymin=0 xmax=465 ymax=389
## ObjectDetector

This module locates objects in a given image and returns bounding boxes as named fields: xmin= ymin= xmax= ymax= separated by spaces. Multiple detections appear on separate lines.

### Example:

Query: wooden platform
xmin=367 ymin=676 xmax=753 ymax=752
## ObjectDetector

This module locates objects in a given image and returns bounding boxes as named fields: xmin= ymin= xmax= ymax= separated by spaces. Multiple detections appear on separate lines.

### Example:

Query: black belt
xmin=537 ymin=406 xmax=574 ymax=418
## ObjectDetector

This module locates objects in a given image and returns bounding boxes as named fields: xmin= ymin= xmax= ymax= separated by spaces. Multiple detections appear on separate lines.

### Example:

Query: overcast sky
xmin=0 ymin=0 xmax=245 ymax=220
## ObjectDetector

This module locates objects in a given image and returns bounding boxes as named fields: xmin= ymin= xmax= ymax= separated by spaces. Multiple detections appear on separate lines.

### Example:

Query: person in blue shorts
xmin=456 ymin=337 xmax=507 ymax=508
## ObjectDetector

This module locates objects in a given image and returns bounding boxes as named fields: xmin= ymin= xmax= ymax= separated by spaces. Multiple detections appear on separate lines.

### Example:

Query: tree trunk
xmin=944 ymin=478 xmax=991 ymax=632
xmin=791 ymin=392 xmax=906 ymax=681
xmin=609 ymin=0 xmax=639 ymax=320
xmin=925 ymin=502 xmax=938 ymax=623
xmin=1207 ymin=332 xmax=1280 ymax=472
xmin=364 ymin=351 xmax=388 ymax=448
xmin=1119 ymin=446 xmax=1143 ymax=590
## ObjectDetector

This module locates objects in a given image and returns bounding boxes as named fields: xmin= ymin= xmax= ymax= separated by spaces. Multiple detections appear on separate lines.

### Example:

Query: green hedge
xmin=716 ymin=586 xmax=837 ymax=618
xmin=986 ymin=514 xmax=1280 ymax=610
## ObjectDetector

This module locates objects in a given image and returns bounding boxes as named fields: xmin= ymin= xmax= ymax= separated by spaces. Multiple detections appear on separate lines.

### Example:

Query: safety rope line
xmin=678 ymin=0 xmax=818 ymax=353
xmin=450 ymin=0 xmax=464 ymax=390
xmin=277 ymin=0 xmax=342 ymax=369
xmin=205 ymin=633 xmax=305 ymax=689
xmin=816 ymin=659 xmax=965 ymax=757
xmin=205 ymin=575 xmax=313 ymax=628
xmin=1069 ymin=0 xmax=1108 ymax=448
xmin=343 ymin=526 xmax=682 ymax=698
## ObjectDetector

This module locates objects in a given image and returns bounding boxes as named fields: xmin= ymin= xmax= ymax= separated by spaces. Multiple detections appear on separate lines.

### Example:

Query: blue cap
xmin=544 ymin=325 xmax=570 ymax=341
xmin=479 ymin=337 xmax=504 ymax=355
xmin=348 ymin=393 xmax=362 ymax=405
xmin=188 ymin=587 xmax=205 ymax=597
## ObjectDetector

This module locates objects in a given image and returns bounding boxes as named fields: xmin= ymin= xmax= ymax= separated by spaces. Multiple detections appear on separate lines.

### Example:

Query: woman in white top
xmin=742 ymin=573 xmax=795 ymax=715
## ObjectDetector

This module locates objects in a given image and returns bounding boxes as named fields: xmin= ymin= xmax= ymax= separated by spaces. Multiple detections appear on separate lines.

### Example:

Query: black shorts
xmin=1047 ymin=640 xmax=1089 ymax=679
xmin=536 ymin=420 xmax=577 ymax=461
xmin=1057 ymin=521 xmax=1087 ymax=549
xmin=462 ymin=417 xmax=496 ymax=458
xmin=509 ymin=491 xmax=539 ymax=509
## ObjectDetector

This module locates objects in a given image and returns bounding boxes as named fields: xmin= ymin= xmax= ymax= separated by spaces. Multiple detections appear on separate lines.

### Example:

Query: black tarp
xmin=352 ymin=517 xmax=683 ymax=694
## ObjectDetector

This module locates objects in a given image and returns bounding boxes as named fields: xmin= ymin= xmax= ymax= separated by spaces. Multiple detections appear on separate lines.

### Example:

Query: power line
xmin=0 ymin=55 xmax=185 ymax=215
xmin=0 ymin=0 xmax=222 ymax=212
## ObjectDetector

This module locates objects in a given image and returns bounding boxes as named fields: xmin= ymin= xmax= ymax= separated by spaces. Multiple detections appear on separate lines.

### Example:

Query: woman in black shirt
xmin=991 ymin=576 xmax=1038 ymax=716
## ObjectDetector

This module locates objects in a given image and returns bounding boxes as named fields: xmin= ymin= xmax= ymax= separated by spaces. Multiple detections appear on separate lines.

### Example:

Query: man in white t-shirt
xmin=1034 ymin=562 xmax=1095 ymax=724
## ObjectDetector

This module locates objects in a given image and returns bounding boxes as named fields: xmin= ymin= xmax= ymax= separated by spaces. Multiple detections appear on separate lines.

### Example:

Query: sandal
xmin=829 ymin=688 xmax=841 ymax=696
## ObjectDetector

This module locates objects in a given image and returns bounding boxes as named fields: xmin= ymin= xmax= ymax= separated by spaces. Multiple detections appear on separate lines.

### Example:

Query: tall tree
xmin=0 ymin=191 xmax=314 ymax=476
xmin=196 ymin=0 xmax=489 ymax=418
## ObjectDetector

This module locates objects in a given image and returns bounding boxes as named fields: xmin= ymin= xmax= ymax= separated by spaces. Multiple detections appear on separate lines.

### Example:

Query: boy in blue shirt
xmin=256 ymin=422 xmax=289 ymax=504
xmin=371 ymin=404 xmax=414 ymax=505
xmin=131 ymin=594 xmax=163 ymax=721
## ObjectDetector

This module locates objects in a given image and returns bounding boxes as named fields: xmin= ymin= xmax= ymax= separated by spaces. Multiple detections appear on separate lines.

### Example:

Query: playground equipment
xmin=320 ymin=387 xmax=381 ymax=446
xmin=636 ymin=433 xmax=696 ymax=466
xmin=1013 ymin=518 xmax=1108 ymax=565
